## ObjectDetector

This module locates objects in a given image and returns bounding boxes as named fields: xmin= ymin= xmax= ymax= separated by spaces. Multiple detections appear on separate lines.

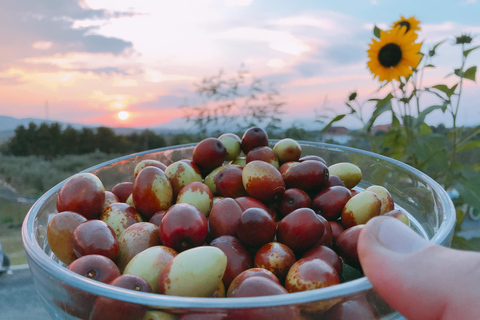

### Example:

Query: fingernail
xmin=377 ymin=218 xmax=431 ymax=253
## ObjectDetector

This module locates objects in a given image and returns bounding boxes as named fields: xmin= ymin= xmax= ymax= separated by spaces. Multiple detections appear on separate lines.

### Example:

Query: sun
xmin=117 ymin=111 xmax=130 ymax=120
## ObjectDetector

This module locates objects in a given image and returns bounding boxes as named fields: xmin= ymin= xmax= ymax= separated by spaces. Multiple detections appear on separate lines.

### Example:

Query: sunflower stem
xmin=450 ymin=43 xmax=466 ymax=166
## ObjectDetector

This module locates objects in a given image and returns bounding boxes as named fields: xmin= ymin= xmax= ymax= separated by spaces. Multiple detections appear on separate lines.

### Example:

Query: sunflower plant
xmin=323 ymin=16 xmax=480 ymax=250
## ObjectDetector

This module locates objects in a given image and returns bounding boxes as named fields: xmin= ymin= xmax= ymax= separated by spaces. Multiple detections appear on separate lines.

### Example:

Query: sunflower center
xmin=378 ymin=43 xmax=402 ymax=68
xmin=396 ymin=21 xmax=411 ymax=32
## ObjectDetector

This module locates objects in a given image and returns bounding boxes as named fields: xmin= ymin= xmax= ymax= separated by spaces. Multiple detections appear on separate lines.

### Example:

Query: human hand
xmin=358 ymin=216 xmax=480 ymax=320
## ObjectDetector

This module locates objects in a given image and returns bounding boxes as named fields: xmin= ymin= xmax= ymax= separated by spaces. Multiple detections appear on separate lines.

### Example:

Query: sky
xmin=0 ymin=0 xmax=479 ymax=129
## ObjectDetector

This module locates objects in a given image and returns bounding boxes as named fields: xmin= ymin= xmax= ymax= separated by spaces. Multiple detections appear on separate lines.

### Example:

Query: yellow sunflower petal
xmin=366 ymin=26 xmax=422 ymax=82
xmin=391 ymin=15 xmax=421 ymax=40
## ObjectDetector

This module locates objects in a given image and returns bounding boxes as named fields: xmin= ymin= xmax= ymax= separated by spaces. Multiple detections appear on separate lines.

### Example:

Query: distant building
xmin=319 ymin=126 xmax=352 ymax=145
xmin=371 ymin=124 xmax=392 ymax=135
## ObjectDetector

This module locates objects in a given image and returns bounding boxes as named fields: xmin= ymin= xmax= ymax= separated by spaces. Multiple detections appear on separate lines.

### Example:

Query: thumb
xmin=358 ymin=216 xmax=480 ymax=320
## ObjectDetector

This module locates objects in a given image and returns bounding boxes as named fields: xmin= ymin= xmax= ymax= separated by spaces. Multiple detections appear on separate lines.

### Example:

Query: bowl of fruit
xmin=22 ymin=127 xmax=455 ymax=320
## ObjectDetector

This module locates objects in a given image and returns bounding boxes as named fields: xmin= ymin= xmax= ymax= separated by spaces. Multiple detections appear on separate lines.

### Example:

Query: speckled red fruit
xmin=241 ymin=127 xmax=269 ymax=155
xmin=326 ymin=175 xmax=346 ymax=188
xmin=192 ymin=138 xmax=227 ymax=174
xmin=71 ymin=220 xmax=119 ymax=260
xmin=336 ymin=224 xmax=365 ymax=268
xmin=134 ymin=159 xmax=167 ymax=178
xmin=102 ymin=191 xmax=118 ymax=210
xmin=57 ymin=172 xmax=105 ymax=220
xmin=246 ymin=146 xmax=279 ymax=168
xmin=158 ymin=203 xmax=208 ymax=252
xmin=111 ymin=181 xmax=134 ymax=203
xmin=218 ymin=132 xmax=242 ymax=162
xmin=66 ymin=254 xmax=121 ymax=319
xmin=67 ymin=254 xmax=121 ymax=283
xmin=276 ymin=207 xmax=325 ymax=253
xmin=254 ymin=242 xmax=296 ymax=282
xmin=234 ymin=196 xmax=269 ymax=211
xmin=279 ymin=188 xmax=311 ymax=217
xmin=214 ymin=166 xmax=247 ymax=198
xmin=226 ymin=268 xmax=281 ymax=297
xmin=242 ymin=160 xmax=285 ymax=204
xmin=236 ymin=207 xmax=276 ymax=248
xmin=228 ymin=277 xmax=301 ymax=320
xmin=165 ymin=160 xmax=203 ymax=199
xmin=282 ymin=160 xmax=329 ymax=192
xmin=176 ymin=181 xmax=213 ymax=217
xmin=149 ymin=210 xmax=167 ymax=226
xmin=132 ymin=166 xmax=173 ymax=219
xmin=323 ymin=295 xmax=377 ymax=320
xmin=299 ymin=155 xmax=327 ymax=164
xmin=312 ymin=186 xmax=352 ymax=221
xmin=210 ymin=235 xmax=252 ymax=289
xmin=285 ymin=257 xmax=339 ymax=294
xmin=116 ymin=222 xmax=161 ymax=272
xmin=208 ymin=198 xmax=244 ymax=238
xmin=317 ymin=215 xmax=334 ymax=248
xmin=47 ymin=211 xmax=87 ymax=265
xmin=100 ymin=202 xmax=142 ymax=238
xmin=302 ymin=245 xmax=343 ymax=275
xmin=273 ymin=138 xmax=302 ymax=164
xmin=89 ymin=274 xmax=152 ymax=320
xmin=330 ymin=221 xmax=345 ymax=247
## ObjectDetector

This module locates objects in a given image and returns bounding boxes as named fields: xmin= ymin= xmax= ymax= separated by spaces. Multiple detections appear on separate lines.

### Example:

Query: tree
xmin=182 ymin=65 xmax=285 ymax=135
xmin=61 ymin=125 xmax=80 ymax=154
xmin=78 ymin=127 xmax=96 ymax=154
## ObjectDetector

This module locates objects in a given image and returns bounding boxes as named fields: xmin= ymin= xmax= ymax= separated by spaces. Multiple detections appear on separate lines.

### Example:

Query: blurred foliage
xmin=322 ymin=18 xmax=480 ymax=250
xmin=182 ymin=64 xmax=285 ymax=135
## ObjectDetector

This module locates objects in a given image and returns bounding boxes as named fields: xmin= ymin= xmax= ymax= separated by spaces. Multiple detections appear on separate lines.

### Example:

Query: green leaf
xmin=321 ymin=114 xmax=346 ymax=132
xmin=431 ymin=84 xmax=449 ymax=94
xmin=455 ymin=179 xmax=480 ymax=213
xmin=424 ymin=64 xmax=436 ymax=68
xmin=455 ymin=208 xmax=466 ymax=229
xmin=373 ymin=25 xmax=381 ymax=38
xmin=364 ymin=94 xmax=393 ymax=132
xmin=464 ymin=66 xmax=477 ymax=82
xmin=391 ymin=113 xmax=401 ymax=130
xmin=430 ymin=84 xmax=458 ymax=98
xmin=340 ymin=262 xmax=363 ymax=283
xmin=428 ymin=39 xmax=446 ymax=57
xmin=457 ymin=140 xmax=480 ymax=153
xmin=424 ymin=88 xmax=449 ymax=102
xmin=451 ymin=236 xmax=480 ymax=251
xmin=414 ymin=105 xmax=447 ymax=128
xmin=345 ymin=103 xmax=356 ymax=114
xmin=463 ymin=45 xmax=480 ymax=58
xmin=432 ymin=39 xmax=446 ymax=51
xmin=419 ymin=122 xmax=432 ymax=135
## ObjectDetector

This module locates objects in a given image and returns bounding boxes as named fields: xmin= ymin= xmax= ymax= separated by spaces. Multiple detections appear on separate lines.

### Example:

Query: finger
xmin=358 ymin=216 xmax=480 ymax=320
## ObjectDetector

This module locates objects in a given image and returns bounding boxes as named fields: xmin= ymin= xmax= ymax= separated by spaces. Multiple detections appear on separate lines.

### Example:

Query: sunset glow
xmin=117 ymin=111 xmax=130 ymax=121
xmin=1 ymin=1 xmax=479 ymax=129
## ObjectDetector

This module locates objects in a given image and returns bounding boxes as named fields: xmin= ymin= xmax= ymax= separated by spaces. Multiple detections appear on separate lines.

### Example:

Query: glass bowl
xmin=22 ymin=141 xmax=456 ymax=319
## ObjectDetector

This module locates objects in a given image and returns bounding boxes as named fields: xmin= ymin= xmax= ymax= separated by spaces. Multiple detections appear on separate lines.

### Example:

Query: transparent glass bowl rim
xmin=22 ymin=141 xmax=456 ymax=309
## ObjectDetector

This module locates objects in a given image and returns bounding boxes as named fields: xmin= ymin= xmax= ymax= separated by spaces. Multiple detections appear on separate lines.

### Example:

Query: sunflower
xmin=367 ymin=26 xmax=422 ymax=82
xmin=392 ymin=15 xmax=421 ymax=37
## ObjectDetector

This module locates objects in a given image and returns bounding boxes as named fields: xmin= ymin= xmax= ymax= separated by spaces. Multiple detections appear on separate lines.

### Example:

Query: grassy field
xmin=0 ymin=152 xmax=121 ymax=266
xmin=0 ymin=198 xmax=32 ymax=265
xmin=0 ymin=225 xmax=27 ymax=265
